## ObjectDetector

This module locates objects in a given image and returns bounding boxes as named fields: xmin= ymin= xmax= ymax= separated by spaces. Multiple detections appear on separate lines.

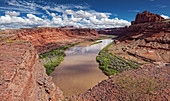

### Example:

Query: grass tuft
xmin=96 ymin=42 xmax=142 ymax=76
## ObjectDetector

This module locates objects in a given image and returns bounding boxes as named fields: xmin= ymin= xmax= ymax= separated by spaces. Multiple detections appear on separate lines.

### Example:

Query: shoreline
xmin=39 ymin=34 xmax=116 ymax=75
xmin=96 ymin=40 xmax=142 ymax=76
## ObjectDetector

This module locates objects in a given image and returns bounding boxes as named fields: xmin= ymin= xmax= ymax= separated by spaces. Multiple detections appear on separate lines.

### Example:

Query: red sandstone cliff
xmin=99 ymin=19 xmax=170 ymax=36
xmin=131 ymin=11 xmax=164 ymax=25
xmin=99 ymin=12 xmax=170 ymax=63
xmin=13 ymin=27 xmax=98 ymax=53
xmin=99 ymin=11 xmax=168 ymax=36
xmin=0 ymin=40 xmax=63 ymax=100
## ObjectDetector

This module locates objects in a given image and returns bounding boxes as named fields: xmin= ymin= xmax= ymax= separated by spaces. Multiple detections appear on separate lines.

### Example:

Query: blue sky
xmin=0 ymin=0 xmax=169 ymax=29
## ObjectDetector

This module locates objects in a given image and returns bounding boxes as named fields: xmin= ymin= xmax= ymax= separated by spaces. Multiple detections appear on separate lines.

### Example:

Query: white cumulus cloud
xmin=161 ymin=14 xmax=169 ymax=19
xmin=0 ymin=0 xmax=131 ymax=29
xmin=0 ymin=14 xmax=50 ymax=28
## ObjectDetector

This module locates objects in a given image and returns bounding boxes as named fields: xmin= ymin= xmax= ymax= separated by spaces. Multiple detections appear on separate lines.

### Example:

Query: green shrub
xmin=39 ymin=43 xmax=83 ymax=75
xmin=44 ymin=56 xmax=64 ymax=75
xmin=96 ymin=42 xmax=142 ymax=76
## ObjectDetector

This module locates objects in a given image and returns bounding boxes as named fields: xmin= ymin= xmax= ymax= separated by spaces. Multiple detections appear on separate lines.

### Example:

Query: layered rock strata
xmin=131 ymin=11 xmax=164 ymax=25
xmin=0 ymin=41 xmax=63 ymax=101
xmin=99 ymin=12 xmax=170 ymax=63
xmin=15 ymin=27 xmax=98 ymax=53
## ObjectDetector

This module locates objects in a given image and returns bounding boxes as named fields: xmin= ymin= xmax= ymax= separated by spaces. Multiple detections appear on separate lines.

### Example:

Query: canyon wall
xmin=99 ymin=11 xmax=169 ymax=36
xmin=98 ymin=27 xmax=128 ymax=36
xmin=15 ymin=27 xmax=98 ymax=53
xmin=0 ymin=41 xmax=63 ymax=101
xmin=99 ymin=19 xmax=170 ymax=36
xmin=99 ymin=11 xmax=170 ymax=63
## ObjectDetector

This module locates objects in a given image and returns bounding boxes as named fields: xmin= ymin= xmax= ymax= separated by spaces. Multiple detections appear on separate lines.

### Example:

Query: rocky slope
xmin=110 ymin=21 xmax=170 ymax=63
xmin=69 ymin=63 xmax=170 ymax=101
xmin=109 ymin=32 xmax=170 ymax=63
xmin=0 ymin=40 xmax=63 ymax=101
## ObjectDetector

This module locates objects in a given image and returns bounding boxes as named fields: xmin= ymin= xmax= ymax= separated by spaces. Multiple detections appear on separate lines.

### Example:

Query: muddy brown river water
xmin=50 ymin=39 xmax=113 ymax=97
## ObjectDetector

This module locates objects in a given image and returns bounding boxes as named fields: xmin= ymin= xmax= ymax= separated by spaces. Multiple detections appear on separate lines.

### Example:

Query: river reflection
xmin=50 ymin=39 xmax=113 ymax=97
xmin=65 ymin=39 xmax=113 ymax=55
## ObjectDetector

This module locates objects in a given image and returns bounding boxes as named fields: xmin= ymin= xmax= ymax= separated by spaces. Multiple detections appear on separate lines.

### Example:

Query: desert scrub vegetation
xmin=39 ymin=44 xmax=81 ymax=75
xmin=0 ymin=37 xmax=15 ymax=43
xmin=115 ymin=74 xmax=163 ymax=100
xmin=96 ymin=42 xmax=142 ymax=76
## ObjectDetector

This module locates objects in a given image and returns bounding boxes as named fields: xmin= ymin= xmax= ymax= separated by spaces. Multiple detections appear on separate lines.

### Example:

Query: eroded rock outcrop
xmin=131 ymin=11 xmax=164 ymax=25
xmin=99 ymin=19 xmax=170 ymax=36
xmin=0 ymin=40 xmax=63 ymax=100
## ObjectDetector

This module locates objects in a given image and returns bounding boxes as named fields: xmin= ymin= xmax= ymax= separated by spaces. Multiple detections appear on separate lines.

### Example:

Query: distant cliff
xmin=131 ymin=11 xmax=164 ymax=25
xmin=15 ymin=27 xmax=98 ymax=53
xmin=99 ymin=11 xmax=169 ymax=36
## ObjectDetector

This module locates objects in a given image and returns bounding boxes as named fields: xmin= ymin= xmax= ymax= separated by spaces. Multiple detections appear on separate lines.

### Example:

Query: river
xmin=50 ymin=39 xmax=113 ymax=97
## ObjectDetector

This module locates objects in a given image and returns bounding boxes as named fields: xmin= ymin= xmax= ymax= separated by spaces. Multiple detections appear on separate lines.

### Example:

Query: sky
xmin=0 ymin=0 xmax=169 ymax=29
